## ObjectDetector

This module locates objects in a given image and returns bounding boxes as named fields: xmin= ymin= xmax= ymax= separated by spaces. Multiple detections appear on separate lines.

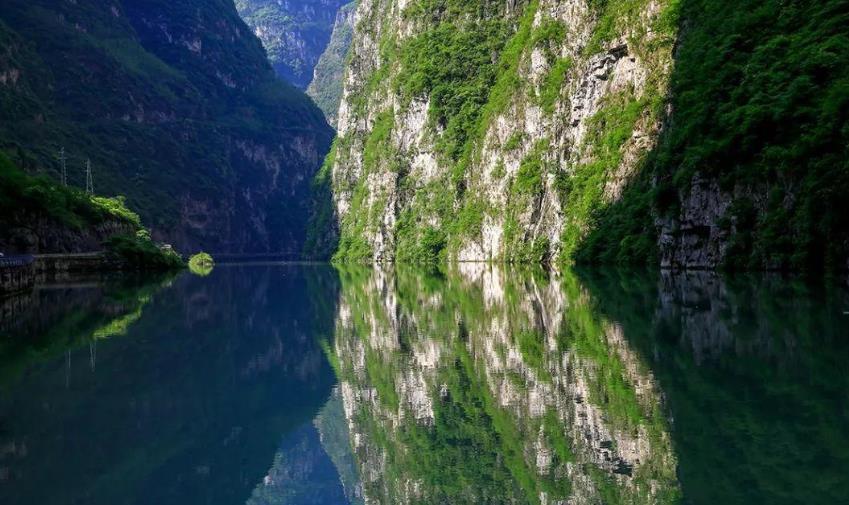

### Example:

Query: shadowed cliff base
xmin=576 ymin=0 xmax=849 ymax=274
xmin=304 ymin=140 xmax=341 ymax=260
xmin=317 ymin=0 xmax=847 ymax=272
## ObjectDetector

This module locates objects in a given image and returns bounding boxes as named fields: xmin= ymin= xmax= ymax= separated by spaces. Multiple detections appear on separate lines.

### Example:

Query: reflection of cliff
xmin=247 ymin=389 xmax=364 ymax=505
xmin=0 ymin=265 xmax=339 ymax=505
xmin=332 ymin=265 xmax=680 ymax=504
xmin=580 ymin=270 xmax=849 ymax=505
xmin=314 ymin=389 xmax=365 ymax=505
xmin=247 ymin=422 xmax=348 ymax=505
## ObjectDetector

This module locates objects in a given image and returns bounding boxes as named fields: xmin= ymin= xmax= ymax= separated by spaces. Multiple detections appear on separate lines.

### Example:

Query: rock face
xmin=307 ymin=2 xmax=357 ymax=127
xmin=0 ymin=0 xmax=333 ymax=254
xmin=0 ymin=212 xmax=136 ymax=255
xmin=317 ymin=0 xmax=849 ymax=271
xmin=236 ymin=0 xmax=351 ymax=89
xmin=320 ymin=0 xmax=677 ymax=264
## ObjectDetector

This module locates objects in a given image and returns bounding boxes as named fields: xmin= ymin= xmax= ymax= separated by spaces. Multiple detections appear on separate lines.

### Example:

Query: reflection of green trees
xmin=188 ymin=252 xmax=214 ymax=276
xmin=0 ymin=266 xmax=340 ymax=505
xmin=332 ymin=265 xmax=679 ymax=504
xmin=579 ymin=270 xmax=849 ymax=505
xmin=0 ymin=273 xmax=175 ymax=386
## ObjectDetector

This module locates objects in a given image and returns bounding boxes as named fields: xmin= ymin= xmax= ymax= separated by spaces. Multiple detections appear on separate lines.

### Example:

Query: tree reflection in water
xmin=1 ymin=265 xmax=846 ymax=505
xmin=331 ymin=265 xmax=849 ymax=505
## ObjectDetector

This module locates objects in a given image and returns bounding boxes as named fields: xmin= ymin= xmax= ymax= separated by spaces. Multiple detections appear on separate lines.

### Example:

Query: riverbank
xmin=0 ymin=251 xmax=183 ymax=298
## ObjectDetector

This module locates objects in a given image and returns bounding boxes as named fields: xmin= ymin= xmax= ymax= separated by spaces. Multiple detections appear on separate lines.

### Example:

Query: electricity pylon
xmin=59 ymin=147 xmax=67 ymax=186
xmin=85 ymin=159 xmax=93 ymax=195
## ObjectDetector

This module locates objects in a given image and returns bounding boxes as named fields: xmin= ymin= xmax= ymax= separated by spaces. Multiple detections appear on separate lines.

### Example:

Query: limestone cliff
xmin=320 ymin=0 xmax=675 ymax=264
xmin=318 ymin=0 xmax=849 ymax=271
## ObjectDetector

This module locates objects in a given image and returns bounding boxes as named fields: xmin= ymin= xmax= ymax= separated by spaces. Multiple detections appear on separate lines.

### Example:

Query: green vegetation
xmin=580 ymin=0 xmax=849 ymax=272
xmin=188 ymin=252 xmax=215 ymax=276
xmin=329 ymin=0 xmax=673 ymax=266
xmin=327 ymin=0 xmax=847 ymax=273
xmin=1 ymin=0 xmax=332 ymax=249
xmin=397 ymin=10 xmax=511 ymax=162
xmin=513 ymin=140 xmax=549 ymax=197
xmin=538 ymin=58 xmax=572 ymax=115
xmin=0 ymin=152 xmax=140 ymax=230
xmin=1 ymin=153 xmax=183 ymax=269
xmin=105 ymin=232 xmax=184 ymax=270
xmin=561 ymin=91 xmax=648 ymax=263
xmin=332 ymin=178 xmax=377 ymax=263
xmin=503 ymin=132 xmax=523 ymax=151
xmin=304 ymin=139 xmax=340 ymax=259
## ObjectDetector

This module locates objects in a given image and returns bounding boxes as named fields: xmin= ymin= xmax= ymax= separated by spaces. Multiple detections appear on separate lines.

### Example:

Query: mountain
xmin=236 ymin=0 xmax=350 ymax=89
xmin=307 ymin=2 xmax=356 ymax=127
xmin=314 ymin=0 xmax=849 ymax=272
xmin=0 ymin=0 xmax=333 ymax=255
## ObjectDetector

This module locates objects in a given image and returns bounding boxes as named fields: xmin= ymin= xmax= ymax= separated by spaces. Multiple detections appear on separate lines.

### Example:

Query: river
xmin=1 ymin=264 xmax=847 ymax=504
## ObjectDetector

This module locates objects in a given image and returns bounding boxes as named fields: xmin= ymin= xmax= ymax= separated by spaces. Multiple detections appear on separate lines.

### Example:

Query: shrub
xmin=106 ymin=234 xmax=184 ymax=270
xmin=188 ymin=252 xmax=214 ymax=276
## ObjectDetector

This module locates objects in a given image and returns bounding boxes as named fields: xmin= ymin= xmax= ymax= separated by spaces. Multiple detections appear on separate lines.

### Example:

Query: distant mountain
xmin=307 ymin=2 xmax=355 ymax=127
xmin=236 ymin=0 xmax=350 ymax=89
xmin=0 ymin=0 xmax=333 ymax=255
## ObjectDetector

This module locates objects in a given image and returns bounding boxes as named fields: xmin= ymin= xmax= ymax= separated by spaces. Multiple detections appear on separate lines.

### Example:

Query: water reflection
xmin=330 ymin=265 xmax=849 ymax=505
xmin=331 ymin=265 xmax=679 ymax=504
xmin=580 ymin=270 xmax=849 ymax=505
xmin=0 ymin=265 xmax=346 ymax=505
xmin=1 ymin=265 xmax=847 ymax=504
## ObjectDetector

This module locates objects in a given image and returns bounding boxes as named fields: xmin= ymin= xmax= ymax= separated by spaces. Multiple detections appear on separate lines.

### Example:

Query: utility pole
xmin=59 ymin=147 xmax=67 ymax=186
xmin=85 ymin=158 xmax=93 ymax=195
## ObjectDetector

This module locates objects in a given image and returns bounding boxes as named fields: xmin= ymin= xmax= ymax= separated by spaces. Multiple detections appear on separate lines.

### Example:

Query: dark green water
xmin=0 ymin=265 xmax=847 ymax=504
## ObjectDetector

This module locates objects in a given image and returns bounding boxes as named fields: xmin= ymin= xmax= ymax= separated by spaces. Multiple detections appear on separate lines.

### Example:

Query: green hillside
xmin=0 ymin=0 xmax=333 ymax=254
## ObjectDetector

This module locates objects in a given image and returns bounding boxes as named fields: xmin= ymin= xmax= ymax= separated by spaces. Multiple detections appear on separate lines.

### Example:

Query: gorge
xmin=1 ymin=1 xmax=848 ymax=504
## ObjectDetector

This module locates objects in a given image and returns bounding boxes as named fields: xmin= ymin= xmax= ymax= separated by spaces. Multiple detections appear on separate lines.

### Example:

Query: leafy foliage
xmin=538 ymin=58 xmax=572 ymax=115
xmin=0 ymin=152 xmax=139 ymax=230
xmin=584 ymin=0 xmax=849 ymax=272
xmin=188 ymin=251 xmax=215 ymax=276
xmin=105 ymin=233 xmax=185 ymax=270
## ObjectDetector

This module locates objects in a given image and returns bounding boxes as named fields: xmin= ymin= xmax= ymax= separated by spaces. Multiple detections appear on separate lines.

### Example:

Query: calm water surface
xmin=0 ymin=264 xmax=847 ymax=504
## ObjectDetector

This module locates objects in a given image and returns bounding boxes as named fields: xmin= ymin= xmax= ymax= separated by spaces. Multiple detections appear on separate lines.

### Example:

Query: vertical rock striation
xmin=318 ymin=0 xmax=849 ymax=271
xmin=322 ymin=0 xmax=677 ymax=264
